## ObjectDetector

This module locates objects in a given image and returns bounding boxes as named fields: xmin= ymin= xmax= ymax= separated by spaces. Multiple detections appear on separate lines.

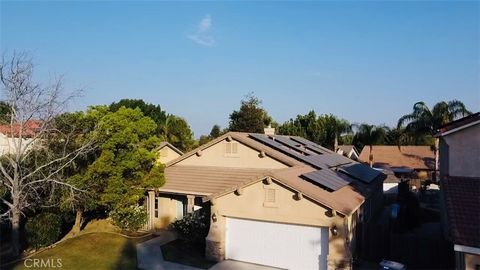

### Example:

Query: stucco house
xmin=0 ymin=120 xmax=40 ymax=155
xmin=437 ymin=112 xmax=480 ymax=270
xmin=156 ymin=141 xmax=183 ymax=164
xmin=336 ymin=145 xmax=359 ymax=161
xmin=145 ymin=130 xmax=385 ymax=270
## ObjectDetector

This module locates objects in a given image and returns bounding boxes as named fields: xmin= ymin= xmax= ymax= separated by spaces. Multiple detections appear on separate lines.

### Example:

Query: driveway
xmin=136 ymin=232 xmax=201 ymax=270
xmin=209 ymin=260 xmax=283 ymax=270
xmin=137 ymin=232 xmax=280 ymax=270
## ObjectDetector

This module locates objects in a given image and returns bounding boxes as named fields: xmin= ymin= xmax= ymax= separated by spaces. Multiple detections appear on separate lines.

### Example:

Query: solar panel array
xmin=301 ymin=169 xmax=354 ymax=191
xmin=338 ymin=163 xmax=381 ymax=183
xmin=249 ymin=133 xmax=382 ymax=190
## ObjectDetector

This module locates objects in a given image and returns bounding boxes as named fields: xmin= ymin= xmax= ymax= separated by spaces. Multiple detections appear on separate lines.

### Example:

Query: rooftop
xmin=442 ymin=176 xmax=480 ymax=248
xmin=358 ymin=145 xmax=435 ymax=171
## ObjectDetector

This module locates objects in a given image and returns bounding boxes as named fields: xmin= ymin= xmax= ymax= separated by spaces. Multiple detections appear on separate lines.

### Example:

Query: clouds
xmin=188 ymin=15 xmax=216 ymax=47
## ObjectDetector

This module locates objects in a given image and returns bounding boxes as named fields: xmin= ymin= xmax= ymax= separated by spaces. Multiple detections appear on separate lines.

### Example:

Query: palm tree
xmin=353 ymin=124 xmax=387 ymax=167
xmin=397 ymin=100 xmax=471 ymax=178
xmin=332 ymin=118 xmax=352 ymax=151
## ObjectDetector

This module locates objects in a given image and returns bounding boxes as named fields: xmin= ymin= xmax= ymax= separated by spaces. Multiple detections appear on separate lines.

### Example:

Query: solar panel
xmin=338 ymin=163 xmax=382 ymax=183
xmin=301 ymin=169 xmax=353 ymax=191
xmin=290 ymin=136 xmax=333 ymax=154
xmin=271 ymin=135 xmax=307 ymax=154
xmin=305 ymin=154 xmax=353 ymax=168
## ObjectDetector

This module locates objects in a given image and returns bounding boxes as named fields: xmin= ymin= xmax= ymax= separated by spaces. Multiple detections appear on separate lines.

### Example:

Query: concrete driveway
xmin=136 ymin=232 xmax=201 ymax=270
xmin=208 ymin=260 xmax=283 ymax=270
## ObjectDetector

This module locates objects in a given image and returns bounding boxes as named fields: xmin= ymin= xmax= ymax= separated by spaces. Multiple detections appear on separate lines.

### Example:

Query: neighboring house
xmin=145 ymin=130 xmax=385 ymax=270
xmin=0 ymin=121 xmax=41 ymax=155
xmin=437 ymin=112 xmax=480 ymax=270
xmin=336 ymin=145 xmax=359 ymax=160
xmin=156 ymin=142 xmax=183 ymax=164
xmin=359 ymin=145 xmax=434 ymax=192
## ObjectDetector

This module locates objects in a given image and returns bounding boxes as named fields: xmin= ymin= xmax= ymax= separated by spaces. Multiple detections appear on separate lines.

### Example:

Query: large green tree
xmin=397 ymin=100 xmax=471 ymax=176
xmin=160 ymin=115 xmax=196 ymax=151
xmin=229 ymin=94 xmax=273 ymax=133
xmin=278 ymin=112 xmax=351 ymax=150
xmin=61 ymin=107 xmax=165 ymax=232
xmin=110 ymin=99 xmax=195 ymax=151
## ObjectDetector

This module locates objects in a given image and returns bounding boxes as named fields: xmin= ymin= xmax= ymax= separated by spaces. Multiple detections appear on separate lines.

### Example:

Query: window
xmin=263 ymin=188 xmax=278 ymax=208
xmin=225 ymin=142 xmax=239 ymax=157
xmin=155 ymin=198 xmax=159 ymax=218
xmin=265 ymin=189 xmax=276 ymax=203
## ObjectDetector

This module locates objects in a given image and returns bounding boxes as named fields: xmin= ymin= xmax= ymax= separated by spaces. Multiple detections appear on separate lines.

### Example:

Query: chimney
xmin=264 ymin=124 xmax=275 ymax=135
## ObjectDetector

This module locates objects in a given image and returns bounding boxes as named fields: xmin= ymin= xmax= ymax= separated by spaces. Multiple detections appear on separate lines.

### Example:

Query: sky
xmin=1 ymin=1 xmax=479 ymax=137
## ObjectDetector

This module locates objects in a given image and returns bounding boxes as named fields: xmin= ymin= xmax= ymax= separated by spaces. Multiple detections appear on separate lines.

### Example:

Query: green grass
xmin=161 ymin=239 xmax=216 ymax=269
xmin=10 ymin=232 xmax=146 ymax=270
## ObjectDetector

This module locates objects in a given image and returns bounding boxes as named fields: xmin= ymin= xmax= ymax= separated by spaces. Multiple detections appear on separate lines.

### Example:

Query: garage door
xmin=226 ymin=217 xmax=329 ymax=270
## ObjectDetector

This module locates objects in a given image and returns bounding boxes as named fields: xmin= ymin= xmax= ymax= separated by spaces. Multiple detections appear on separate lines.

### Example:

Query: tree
xmin=397 ymin=100 xmax=471 ymax=178
xmin=317 ymin=114 xmax=352 ymax=151
xmin=109 ymin=99 xmax=195 ymax=151
xmin=159 ymin=115 xmax=196 ymax=151
xmin=229 ymin=94 xmax=273 ymax=133
xmin=198 ymin=125 xmax=225 ymax=146
xmin=209 ymin=125 xmax=222 ymax=139
xmin=110 ymin=99 xmax=167 ymax=133
xmin=0 ymin=52 xmax=92 ymax=255
xmin=278 ymin=111 xmax=322 ymax=143
xmin=278 ymin=112 xmax=351 ymax=150
xmin=71 ymin=107 xmax=165 ymax=229
xmin=53 ymin=108 xmax=108 ymax=235
xmin=0 ymin=101 xmax=12 ymax=124
xmin=353 ymin=124 xmax=387 ymax=167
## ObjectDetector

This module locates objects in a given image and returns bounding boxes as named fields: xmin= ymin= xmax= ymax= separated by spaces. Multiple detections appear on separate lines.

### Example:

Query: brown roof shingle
xmin=442 ymin=176 xmax=480 ymax=248
xmin=358 ymin=145 xmax=434 ymax=170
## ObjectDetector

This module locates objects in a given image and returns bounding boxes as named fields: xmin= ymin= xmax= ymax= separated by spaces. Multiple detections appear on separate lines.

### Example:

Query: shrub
xmin=25 ymin=212 xmax=62 ymax=249
xmin=170 ymin=209 xmax=209 ymax=242
xmin=110 ymin=205 xmax=147 ymax=231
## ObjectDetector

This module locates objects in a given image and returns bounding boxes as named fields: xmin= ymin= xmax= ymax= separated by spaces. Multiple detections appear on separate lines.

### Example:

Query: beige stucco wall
xmin=157 ymin=146 xmax=182 ymax=164
xmin=465 ymin=252 xmax=480 ymax=270
xmin=176 ymin=139 xmax=288 ymax=169
xmin=152 ymin=195 xmax=182 ymax=229
xmin=206 ymin=180 xmax=354 ymax=268
xmin=0 ymin=134 xmax=32 ymax=155
xmin=443 ymin=124 xmax=480 ymax=178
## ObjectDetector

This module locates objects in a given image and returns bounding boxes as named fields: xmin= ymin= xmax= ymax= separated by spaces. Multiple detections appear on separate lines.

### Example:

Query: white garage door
xmin=226 ymin=217 xmax=329 ymax=270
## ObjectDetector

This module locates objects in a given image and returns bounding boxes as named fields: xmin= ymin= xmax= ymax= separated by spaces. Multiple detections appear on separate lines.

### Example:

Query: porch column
xmin=147 ymin=190 xmax=155 ymax=230
xmin=205 ymin=201 xmax=226 ymax=261
xmin=186 ymin=195 xmax=195 ymax=214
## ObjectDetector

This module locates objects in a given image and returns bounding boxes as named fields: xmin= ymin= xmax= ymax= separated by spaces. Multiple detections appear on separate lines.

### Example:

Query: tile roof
xmin=157 ymin=141 xmax=183 ymax=155
xmin=0 ymin=120 xmax=42 ymax=138
xmin=436 ymin=112 xmax=480 ymax=136
xmin=160 ymin=132 xmax=385 ymax=216
xmin=358 ymin=145 xmax=435 ymax=170
xmin=442 ymin=176 xmax=480 ymax=248
xmin=160 ymin=165 xmax=271 ymax=196
xmin=159 ymin=165 xmax=369 ymax=216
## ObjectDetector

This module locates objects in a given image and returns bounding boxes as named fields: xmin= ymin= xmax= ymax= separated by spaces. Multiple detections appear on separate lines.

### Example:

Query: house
xmin=336 ymin=145 xmax=359 ymax=160
xmin=156 ymin=141 xmax=183 ymax=164
xmin=0 ymin=120 xmax=41 ymax=155
xmin=436 ymin=112 xmax=480 ymax=270
xmin=358 ymin=145 xmax=435 ymax=192
xmin=145 ymin=130 xmax=385 ymax=270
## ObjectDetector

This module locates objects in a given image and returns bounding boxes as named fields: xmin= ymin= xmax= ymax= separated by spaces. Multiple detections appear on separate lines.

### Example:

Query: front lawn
xmin=9 ymin=232 xmax=149 ymax=270
xmin=161 ymin=239 xmax=216 ymax=269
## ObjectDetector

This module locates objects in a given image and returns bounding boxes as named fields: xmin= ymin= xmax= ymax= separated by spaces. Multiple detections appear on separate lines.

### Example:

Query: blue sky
xmin=1 ymin=1 xmax=479 ymax=137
